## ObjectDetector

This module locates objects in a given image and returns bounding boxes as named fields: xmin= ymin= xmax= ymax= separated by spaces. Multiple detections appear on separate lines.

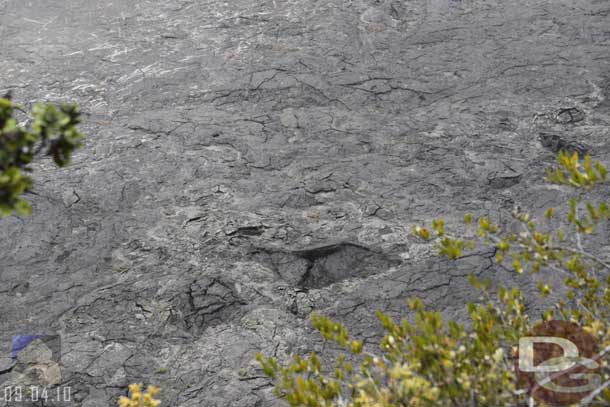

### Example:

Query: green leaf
xmin=14 ymin=198 xmax=31 ymax=216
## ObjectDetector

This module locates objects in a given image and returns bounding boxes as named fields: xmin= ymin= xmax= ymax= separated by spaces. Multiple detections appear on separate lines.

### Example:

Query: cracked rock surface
xmin=1 ymin=0 xmax=610 ymax=405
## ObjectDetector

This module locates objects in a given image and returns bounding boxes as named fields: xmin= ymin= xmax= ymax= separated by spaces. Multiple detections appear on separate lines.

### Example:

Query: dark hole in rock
xmin=172 ymin=277 xmax=246 ymax=333
xmin=488 ymin=173 xmax=521 ymax=189
xmin=538 ymin=133 xmax=589 ymax=156
xmin=226 ymin=225 xmax=266 ymax=236
xmin=251 ymin=242 xmax=401 ymax=290
xmin=555 ymin=107 xmax=585 ymax=124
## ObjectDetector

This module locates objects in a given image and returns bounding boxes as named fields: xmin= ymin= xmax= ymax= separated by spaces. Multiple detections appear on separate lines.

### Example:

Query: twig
xmin=556 ymin=247 xmax=610 ymax=272
xmin=578 ymin=379 xmax=610 ymax=406
xmin=575 ymin=206 xmax=584 ymax=252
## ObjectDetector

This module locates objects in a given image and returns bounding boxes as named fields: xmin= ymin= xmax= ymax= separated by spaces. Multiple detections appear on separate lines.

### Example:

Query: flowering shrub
xmin=258 ymin=151 xmax=610 ymax=406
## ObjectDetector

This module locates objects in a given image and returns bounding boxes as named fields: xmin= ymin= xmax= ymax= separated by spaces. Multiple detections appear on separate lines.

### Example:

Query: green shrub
xmin=258 ymin=151 xmax=610 ymax=406
xmin=0 ymin=93 xmax=83 ymax=216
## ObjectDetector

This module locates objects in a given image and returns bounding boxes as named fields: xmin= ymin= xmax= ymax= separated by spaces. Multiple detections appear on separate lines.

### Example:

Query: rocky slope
xmin=1 ymin=0 xmax=609 ymax=405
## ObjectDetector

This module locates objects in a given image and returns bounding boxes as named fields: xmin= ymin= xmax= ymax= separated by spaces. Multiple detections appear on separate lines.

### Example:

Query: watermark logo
xmin=516 ymin=320 xmax=599 ymax=405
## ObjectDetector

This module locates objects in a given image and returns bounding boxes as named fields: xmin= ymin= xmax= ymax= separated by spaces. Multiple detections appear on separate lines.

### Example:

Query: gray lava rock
xmin=1 ymin=0 xmax=610 ymax=405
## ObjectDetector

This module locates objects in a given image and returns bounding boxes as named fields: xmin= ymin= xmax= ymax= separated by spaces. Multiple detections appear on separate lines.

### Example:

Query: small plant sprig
xmin=546 ymin=149 xmax=607 ymax=189
xmin=118 ymin=384 xmax=161 ymax=407
xmin=0 ymin=92 xmax=84 ymax=217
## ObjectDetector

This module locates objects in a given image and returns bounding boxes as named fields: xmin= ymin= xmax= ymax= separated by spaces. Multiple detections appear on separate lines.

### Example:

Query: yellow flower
xmin=128 ymin=384 xmax=142 ymax=393
xmin=119 ymin=384 xmax=162 ymax=407
xmin=118 ymin=396 xmax=132 ymax=407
